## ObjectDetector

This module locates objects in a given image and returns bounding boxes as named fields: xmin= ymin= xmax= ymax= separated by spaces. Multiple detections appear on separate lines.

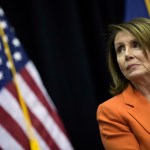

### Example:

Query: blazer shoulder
xmin=96 ymin=93 xmax=127 ymax=123
xmin=99 ymin=93 xmax=123 ymax=108
xmin=97 ymin=93 xmax=125 ymax=116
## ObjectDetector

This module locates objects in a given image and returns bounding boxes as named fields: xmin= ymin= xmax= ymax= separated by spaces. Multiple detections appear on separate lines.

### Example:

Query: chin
xmin=126 ymin=73 xmax=146 ymax=80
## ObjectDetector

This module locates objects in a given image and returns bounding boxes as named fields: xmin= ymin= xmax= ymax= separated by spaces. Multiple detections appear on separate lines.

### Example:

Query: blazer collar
xmin=122 ymin=84 xmax=150 ymax=133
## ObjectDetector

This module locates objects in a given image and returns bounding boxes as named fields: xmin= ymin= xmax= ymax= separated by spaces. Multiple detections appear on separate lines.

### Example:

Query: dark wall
xmin=0 ymin=0 xmax=124 ymax=149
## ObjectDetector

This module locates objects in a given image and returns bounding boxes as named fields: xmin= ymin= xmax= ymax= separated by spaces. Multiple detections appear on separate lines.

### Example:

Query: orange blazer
xmin=97 ymin=84 xmax=150 ymax=150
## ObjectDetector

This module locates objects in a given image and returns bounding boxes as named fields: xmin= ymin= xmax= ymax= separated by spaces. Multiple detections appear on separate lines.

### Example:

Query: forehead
xmin=114 ymin=31 xmax=136 ymax=45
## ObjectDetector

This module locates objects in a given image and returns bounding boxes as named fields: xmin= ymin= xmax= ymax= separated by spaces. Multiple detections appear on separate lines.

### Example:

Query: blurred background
xmin=0 ymin=0 xmax=124 ymax=149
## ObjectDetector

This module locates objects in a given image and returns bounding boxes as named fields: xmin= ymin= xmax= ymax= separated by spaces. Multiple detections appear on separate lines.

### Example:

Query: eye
xmin=116 ymin=45 xmax=125 ymax=53
xmin=132 ymin=41 xmax=141 ymax=48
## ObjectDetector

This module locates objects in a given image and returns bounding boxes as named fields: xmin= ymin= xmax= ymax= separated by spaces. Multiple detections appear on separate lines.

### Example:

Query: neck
xmin=131 ymin=78 xmax=150 ymax=101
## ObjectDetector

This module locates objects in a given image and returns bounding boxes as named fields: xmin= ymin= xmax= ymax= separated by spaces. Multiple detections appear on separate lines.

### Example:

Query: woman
xmin=97 ymin=18 xmax=150 ymax=150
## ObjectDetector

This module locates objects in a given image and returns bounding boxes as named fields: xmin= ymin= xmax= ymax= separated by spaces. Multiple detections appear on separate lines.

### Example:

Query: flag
xmin=0 ymin=7 xmax=74 ymax=150
xmin=124 ymin=0 xmax=150 ymax=21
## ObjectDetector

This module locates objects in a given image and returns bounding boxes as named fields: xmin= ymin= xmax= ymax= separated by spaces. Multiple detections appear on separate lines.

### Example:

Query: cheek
xmin=117 ymin=57 xmax=124 ymax=70
xmin=116 ymin=57 xmax=127 ymax=76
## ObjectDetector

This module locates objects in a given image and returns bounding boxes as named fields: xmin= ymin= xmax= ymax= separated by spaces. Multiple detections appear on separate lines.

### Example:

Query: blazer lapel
xmin=122 ymin=84 xmax=150 ymax=134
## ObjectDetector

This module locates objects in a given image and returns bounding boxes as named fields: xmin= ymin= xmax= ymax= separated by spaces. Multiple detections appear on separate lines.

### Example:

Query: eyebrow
xmin=115 ymin=38 xmax=138 ymax=46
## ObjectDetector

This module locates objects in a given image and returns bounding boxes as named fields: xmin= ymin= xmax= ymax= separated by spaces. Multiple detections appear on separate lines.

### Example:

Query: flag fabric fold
xmin=124 ymin=0 xmax=150 ymax=21
xmin=0 ymin=7 xmax=74 ymax=150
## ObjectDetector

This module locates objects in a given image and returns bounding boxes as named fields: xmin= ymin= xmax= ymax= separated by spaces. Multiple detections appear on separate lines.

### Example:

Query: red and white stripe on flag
xmin=0 ymin=61 xmax=74 ymax=150
xmin=0 ymin=7 xmax=74 ymax=150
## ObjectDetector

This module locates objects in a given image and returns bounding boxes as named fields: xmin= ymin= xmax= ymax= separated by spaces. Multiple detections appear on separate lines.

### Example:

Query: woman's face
xmin=114 ymin=31 xmax=150 ymax=81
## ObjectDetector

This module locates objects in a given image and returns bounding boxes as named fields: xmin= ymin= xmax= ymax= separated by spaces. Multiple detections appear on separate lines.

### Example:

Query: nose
xmin=125 ymin=48 xmax=134 ymax=61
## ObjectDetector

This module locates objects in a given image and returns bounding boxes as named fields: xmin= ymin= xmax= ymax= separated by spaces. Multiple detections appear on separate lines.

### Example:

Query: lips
xmin=126 ymin=64 xmax=139 ymax=70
